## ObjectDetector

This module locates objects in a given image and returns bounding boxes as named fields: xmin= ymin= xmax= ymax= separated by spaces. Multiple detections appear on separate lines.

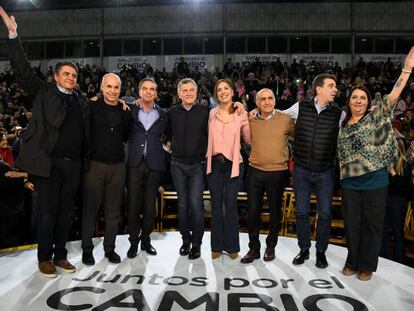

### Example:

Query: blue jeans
xmin=171 ymin=160 xmax=205 ymax=246
xmin=293 ymin=165 xmax=334 ymax=252
xmin=207 ymin=156 xmax=243 ymax=253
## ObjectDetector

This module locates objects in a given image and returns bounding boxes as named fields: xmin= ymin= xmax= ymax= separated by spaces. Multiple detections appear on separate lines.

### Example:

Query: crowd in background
xmin=1 ymin=56 xmax=414 ymax=265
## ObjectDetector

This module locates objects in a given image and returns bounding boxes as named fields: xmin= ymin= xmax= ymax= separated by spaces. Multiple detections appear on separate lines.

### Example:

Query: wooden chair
xmin=328 ymin=196 xmax=346 ymax=244
xmin=282 ymin=192 xmax=317 ymax=239
xmin=158 ymin=190 xmax=179 ymax=232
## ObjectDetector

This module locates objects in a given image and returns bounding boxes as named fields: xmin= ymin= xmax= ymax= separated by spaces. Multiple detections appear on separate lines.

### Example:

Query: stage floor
xmin=0 ymin=232 xmax=413 ymax=310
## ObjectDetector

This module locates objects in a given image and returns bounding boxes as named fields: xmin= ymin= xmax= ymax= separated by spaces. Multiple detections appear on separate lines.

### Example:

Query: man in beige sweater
xmin=241 ymin=88 xmax=295 ymax=263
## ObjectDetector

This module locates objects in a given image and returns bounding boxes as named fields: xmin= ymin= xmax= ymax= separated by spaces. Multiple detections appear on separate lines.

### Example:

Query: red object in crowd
xmin=0 ymin=147 xmax=14 ymax=167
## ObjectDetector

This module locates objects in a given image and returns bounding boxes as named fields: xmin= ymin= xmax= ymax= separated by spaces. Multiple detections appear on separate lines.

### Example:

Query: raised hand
xmin=0 ymin=6 xmax=17 ymax=36
xmin=389 ymin=46 xmax=414 ymax=104
xmin=403 ymin=47 xmax=414 ymax=71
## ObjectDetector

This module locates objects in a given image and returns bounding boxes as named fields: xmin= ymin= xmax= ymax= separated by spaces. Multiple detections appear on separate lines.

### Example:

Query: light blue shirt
xmin=57 ymin=85 xmax=73 ymax=94
xmin=281 ymin=99 xmax=346 ymax=126
xmin=138 ymin=104 xmax=159 ymax=155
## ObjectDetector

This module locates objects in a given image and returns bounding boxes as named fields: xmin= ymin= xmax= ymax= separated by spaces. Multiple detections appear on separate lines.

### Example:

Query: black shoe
xmin=240 ymin=249 xmax=260 ymax=264
xmin=141 ymin=243 xmax=157 ymax=255
xmin=292 ymin=249 xmax=310 ymax=265
xmin=263 ymin=247 xmax=275 ymax=262
xmin=105 ymin=251 xmax=121 ymax=264
xmin=179 ymin=243 xmax=191 ymax=256
xmin=315 ymin=250 xmax=328 ymax=269
xmin=127 ymin=244 xmax=138 ymax=259
xmin=82 ymin=251 xmax=95 ymax=266
xmin=188 ymin=246 xmax=201 ymax=260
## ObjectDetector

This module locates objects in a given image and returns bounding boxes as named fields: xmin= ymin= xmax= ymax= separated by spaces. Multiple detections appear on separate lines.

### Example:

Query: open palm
xmin=404 ymin=47 xmax=414 ymax=70
xmin=0 ymin=6 xmax=17 ymax=35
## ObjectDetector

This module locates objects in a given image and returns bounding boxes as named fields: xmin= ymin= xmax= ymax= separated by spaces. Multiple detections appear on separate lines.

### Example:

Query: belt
xmin=213 ymin=153 xmax=227 ymax=162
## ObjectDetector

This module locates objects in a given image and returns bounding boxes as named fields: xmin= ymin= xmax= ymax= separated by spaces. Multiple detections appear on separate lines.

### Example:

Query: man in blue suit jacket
xmin=125 ymin=77 xmax=168 ymax=258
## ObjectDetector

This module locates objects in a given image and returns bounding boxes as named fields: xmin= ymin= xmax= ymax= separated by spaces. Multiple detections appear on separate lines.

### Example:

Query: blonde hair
xmin=395 ymin=138 xmax=407 ymax=176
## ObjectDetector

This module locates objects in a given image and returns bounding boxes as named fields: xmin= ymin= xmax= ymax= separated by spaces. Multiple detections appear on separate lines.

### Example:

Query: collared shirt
xmin=181 ymin=101 xmax=197 ymax=111
xmin=282 ymin=98 xmax=346 ymax=126
xmin=138 ymin=103 xmax=159 ymax=155
xmin=57 ymin=85 xmax=73 ymax=94
xmin=206 ymin=108 xmax=251 ymax=178
xmin=257 ymin=109 xmax=276 ymax=120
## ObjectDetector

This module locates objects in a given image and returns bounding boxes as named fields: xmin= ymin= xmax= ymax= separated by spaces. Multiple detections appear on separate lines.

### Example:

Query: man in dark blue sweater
xmin=166 ymin=78 xmax=209 ymax=259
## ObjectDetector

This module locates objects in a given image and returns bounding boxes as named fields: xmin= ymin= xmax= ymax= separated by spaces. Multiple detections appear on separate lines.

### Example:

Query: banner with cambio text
xmin=233 ymin=54 xmax=288 ymax=68
xmin=107 ymin=56 xmax=157 ymax=73
xmin=357 ymin=54 xmax=405 ymax=67
xmin=291 ymin=54 xmax=346 ymax=68
xmin=164 ymin=55 xmax=214 ymax=72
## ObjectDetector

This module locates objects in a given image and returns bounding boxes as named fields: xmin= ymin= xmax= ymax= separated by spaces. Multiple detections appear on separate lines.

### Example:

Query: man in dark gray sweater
xmin=166 ymin=78 xmax=209 ymax=259
xmin=81 ymin=73 xmax=131 ymax=266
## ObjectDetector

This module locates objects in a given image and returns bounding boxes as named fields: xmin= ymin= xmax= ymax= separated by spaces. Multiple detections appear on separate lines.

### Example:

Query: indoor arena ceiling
xmin=3 ymin=0 xmax=382 ymax=12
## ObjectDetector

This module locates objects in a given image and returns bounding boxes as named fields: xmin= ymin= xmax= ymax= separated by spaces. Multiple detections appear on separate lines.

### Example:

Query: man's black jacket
xmin=6 ymin=37 xmax=89 ymax=177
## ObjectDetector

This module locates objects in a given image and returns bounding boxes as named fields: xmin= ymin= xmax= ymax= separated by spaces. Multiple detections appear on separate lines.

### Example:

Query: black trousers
xmin=246 ymin=167 xmax=289 ymax=251
xmin=32 ymin=157 xmax=81 ymax=262
xmin=342 ymin=187 xmax=388 ymax=272
xmin=126 ymin=159 xmax=162 ymax=246
xmin=81 ymin=161 xmax=125 ymax=253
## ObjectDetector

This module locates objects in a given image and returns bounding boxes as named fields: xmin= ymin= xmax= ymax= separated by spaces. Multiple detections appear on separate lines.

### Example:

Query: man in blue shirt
xmin=125 ymin=78 xmax=168 ymax=258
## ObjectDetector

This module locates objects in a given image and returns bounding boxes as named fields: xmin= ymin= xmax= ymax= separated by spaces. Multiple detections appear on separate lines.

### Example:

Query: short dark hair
xmin=138 ymin=77 xmax=157 ymax=91
xmin=54 ymin=61 xmax=78 ymax=74
xmin=312 ymin=73 xmax=336 ymax=95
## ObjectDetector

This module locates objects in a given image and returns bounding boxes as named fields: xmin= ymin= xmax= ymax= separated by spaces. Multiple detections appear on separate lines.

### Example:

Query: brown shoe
xmin=358 ymin=271 xmax=372 ymax=281
xmin=53 ymin=259 xmax=76 ymax=273
xmin=342 ymin=266 xmax=356 ymax=276
xmin=211 ymin=251 xmax=222 ymax=259
xmin=241 ymin=249 xmax=260 ymax=264
xmin=263 ymin=247 xmax=275 ymax=262
xmin=228 ymin=252 xmax=239 ymax=260
xmin=38 ymin=261 xmax=57 ymax=278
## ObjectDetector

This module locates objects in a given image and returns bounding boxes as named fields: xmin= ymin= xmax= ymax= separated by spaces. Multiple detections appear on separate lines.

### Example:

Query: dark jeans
xmin=81 ymin=161 xmax=125 ymax=253
xmin=170 ymin=160 xmax=205 ymax=246
xmin=380 ymin=194 xmax=407 ymax=264
xmin=246 ymin=167 xmax=289 ymax=251
xmin=32 ymin=157 xmax=81 ymax=262
xmin=207 ymin=156 xmax=243 ymax=253
xmin=127 ymin=159 xmax=162 ymax=246
xmin=342 ymin=187 xmax=388 ymax=272
xmin=293 ymin=165 xmax=334 ymax=252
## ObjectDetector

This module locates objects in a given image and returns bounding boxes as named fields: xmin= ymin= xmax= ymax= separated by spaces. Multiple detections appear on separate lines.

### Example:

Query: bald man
xmin=81 ymin=73 xmax=131 ymax=265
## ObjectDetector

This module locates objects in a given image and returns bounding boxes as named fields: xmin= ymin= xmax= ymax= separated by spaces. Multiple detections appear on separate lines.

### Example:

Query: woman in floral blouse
xmin=337 ymin=47 xmax=414 ymax=281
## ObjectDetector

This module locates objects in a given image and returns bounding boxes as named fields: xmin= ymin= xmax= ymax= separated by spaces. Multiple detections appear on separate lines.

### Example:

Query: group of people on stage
xmin=1 ymin=6 xmax=414 ymax=282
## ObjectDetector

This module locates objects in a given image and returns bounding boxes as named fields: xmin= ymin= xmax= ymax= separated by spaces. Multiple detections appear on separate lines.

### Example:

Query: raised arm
xmin=0 ymin=6 xmax=17 ymax=37
xmin=0 ymin=6 xmax=45 ymax=96
xmin=388 ymin=47 xmax=414 ymax=105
